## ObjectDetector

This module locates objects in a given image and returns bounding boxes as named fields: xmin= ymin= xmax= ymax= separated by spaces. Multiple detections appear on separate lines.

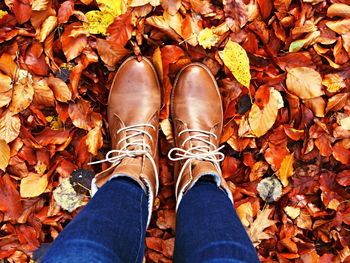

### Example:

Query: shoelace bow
xmin=168 ymin=129 xmax=225 ymax=180
xmin=89 ymin=124 xmax=159 ymax=183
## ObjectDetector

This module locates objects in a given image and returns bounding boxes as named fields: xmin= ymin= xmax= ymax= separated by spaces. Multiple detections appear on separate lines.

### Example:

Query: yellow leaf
xmin=0 ymin=10 xmax=8 ymax=19
xmin=20 ymin=173 xmax=48 ymax=198
xmin=284 ymin=206 xmax=300 ymax=219
xmin=160 ymin=118 xmax=174 ymax=145
xmin=236 ymin=202 xmax=253 ymax=227
xmin=248 ymin=88 xmax=278 ymax=137
xmin=0 ymin=139 xmax=10 ymax=172
xmin=286 ymin=67 xmax=324 ymax=99
xmin=219 ymin=40 xmax=251 ymax=88
xmin=96 ymin=0 xmax=126 ymax=17
xmin=322 ymin=73 xmax=346 ymax=92
xmin=197 ymin=28 xmax=220 ymax=49
xmin=85 ymin=11 xmax=115 ymax=35
xmin=340 ymin=117 xmax=350 ymax=130
xmin=278 ymin=153 xmax=294 ymax=187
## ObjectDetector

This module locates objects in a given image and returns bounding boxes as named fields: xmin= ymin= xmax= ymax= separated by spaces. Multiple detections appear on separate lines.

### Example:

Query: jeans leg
xmin=174 ymin=180 xmax=260 ymax=263
xmin=42 ymin=177 xmax=148 ymax=263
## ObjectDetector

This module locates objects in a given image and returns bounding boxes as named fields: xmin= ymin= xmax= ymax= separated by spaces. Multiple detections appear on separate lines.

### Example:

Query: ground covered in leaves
xmin=0 ymin=0 xmax=350 ymax=262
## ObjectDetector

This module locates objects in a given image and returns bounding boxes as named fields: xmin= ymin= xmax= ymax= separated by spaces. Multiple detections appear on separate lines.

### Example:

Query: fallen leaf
xmin=57 ymin=1 xmax=74 ymax=24
xmin=86 ymin=126 xmax=103 ymax=155
xmin=327 ymin=3 xmax=350 ymax=18
xmin=326 ymin=19 xmax=350 ymax=35
xmin=96 ymin=38 xmax=129 ymax=67
xmin=0 ymin=140 xmax=10 ymax=172
xmin=277 ymin=153 xmax=294 ymax=187
xmin=236 ymin=201 xmax=253 ymax=227
xmin=36 ymin=16 xmax=57 ymax=42
xmin=286 ymin=67 xmax=324 ymax=99
xmin=9 ymin=83 xmax=34 ymax=115
xmin=47 ymin=77 xmax=72 ymax=102
xmin=219 ymin=40 xmax=251 ymax=88
xmin=257 ymin=176 xmax=282 ymax=202
xmin=333 ymin=146 xmax=350 ymax=165
xmin=198 ymin=28 xmax=220 ymax=49
xmin=53 ymin=178 xmax=83 ymax=212
xmin=84 ymin=10 xmax=114 ymax=35
xmin=20 ymin=173 xmax=48 ymax=198
xmin=0 ymin=111 xmax=21 ymax=143
xmin=340 ymin=117 xmax=350 ymax=130
xmin=96 ymin=0 xmax=126 ymax=16
xmin=248 ymin=87 xmax=278 ymax=137
xmin=0 ymin=174 xmax=23 ymax=220
xmin=322 ymin=73 xmax=346 ymax=92
xmin=284 ymin=206 xmax=300 ymax=219
xmin=61 ymin=22 xmax=88 ymax=61
xmin=161 ymin=0 xmax=181 ymax=15
xmin=247 ymin=207 xmax=277 ymax=246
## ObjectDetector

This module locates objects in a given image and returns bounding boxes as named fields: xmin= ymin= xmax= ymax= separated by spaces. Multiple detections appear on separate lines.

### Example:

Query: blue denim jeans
xmin=42 ymin=178 xmax=259 ymax=263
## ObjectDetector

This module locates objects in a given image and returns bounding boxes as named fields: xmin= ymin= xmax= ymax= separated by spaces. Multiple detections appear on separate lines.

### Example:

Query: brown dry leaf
xmin=0 ymin=139 xmax=10 ymax=172
xmin=32 ymin=79 xmax=55 ymax=107
xmin=247 ymin=207 xmax=277 ymax=246
xmin=160 ymin=118 xmax=174 ymax=145
xmin=249 ymin=161 xmax=268 ymax=181
xmin=86 ymin=126 xmax=103 ymax=155
xmin=163 ymin=11 xmax=183 ymax=36
xmin=145 ymin=16 xmax=182 ymax=42
xmin=326 ymin=93 xmax=348 ymax=113
xmin=129 ymin=0 xmax=151 ymax=7
xmin=61 ymin=22 xmax=88 ymax=61
xmin=0 ymin=53 xmax=17 ymax=78
xmin=9 ymin=83 xmax=34 ymax=115
xmin=20 ymin=173 xmax=48 ymax=198
xmin=0 ymin=111 xmax=21 ymax=143
xmin=47 ymin=77 xmax=72 ymax=102
xmin=68 ymin=99 xmax=102 ymax=130
xmin=249 ymin=88 xmax=279 ymax=137
xmin=36 ymin=16 xmax=57 ymax=42
xmin=277 ymin=153 xmax=294 ymax=187
xmin=326 ymin=19 xmax=350 ymax=35
xmin=96 ymin=39 xmax=129 ymax=68
xmin=236 ymin=201 xmax=253 ymax=227
xmin=286 ymin=67 xmax=324 ymax=99
xmin=181 ymin=12 xmax=200 ymax=46
xmin=161 ymin=0 xmax=181 ymax=15
xmin=327 ymin=3 xmax=350 ymax=18
xmin=303 ymin=97 xmax=325 ymax=117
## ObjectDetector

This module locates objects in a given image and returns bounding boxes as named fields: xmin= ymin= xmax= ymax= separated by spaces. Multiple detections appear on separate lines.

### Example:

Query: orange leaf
xmin=0 ymin=72 xmax=12 ymax=93
xmin=13 ymin=0 xmax=32 ymax=24
xmin=61 ymin=22 xmax=88 ymax=61
xmin=47 ymin=77 xmax=72 ymax=102
xmin=86 ymin=126 xmax=103 ymax=155
xmin=0 ymin=53 xmax=16 ymax=78
xmin=107 ymin=13 xmax=133 ymax=47
xmin=96 ymin=39 xmax=129 ymax=68
xmin=34 ymin=127 xmax=71 ymax=146
xmin=68 ymin=99 xmax=102 ymax=130
xmin=9 ymin=83 xmax=34 ymax=115
xmin=20 ymin=173 xmax=48 ymax=198
xmin=333 ymin=145 xmax=350 ymax=165
xmin=57 ymin=1 xmax=74 ymax=24
xmin=277 ymin=153 xmax=294 ymax=187
xmin=315 ymin=135 xmax=333 ymax=157
xmin=0 ymin=139 xmax=10 ymax=172
xmin=0 ymin=110 xmax=21 ymax=143
xmin=286 ymin=67 xmax=324 ymax=99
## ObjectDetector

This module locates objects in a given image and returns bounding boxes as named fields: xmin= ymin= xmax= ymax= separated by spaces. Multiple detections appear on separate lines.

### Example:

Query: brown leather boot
xmin=168 ymin=63 xmax=233 ymax=208
xmin=90 ymin=57 xmax=161 ymax=225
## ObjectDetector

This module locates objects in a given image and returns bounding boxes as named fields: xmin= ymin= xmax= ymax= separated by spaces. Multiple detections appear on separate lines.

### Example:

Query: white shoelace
xmin=89 ymin=124 xmax=159 ymax=188
xmin=168 ymin=129 xmax=225 ymax=185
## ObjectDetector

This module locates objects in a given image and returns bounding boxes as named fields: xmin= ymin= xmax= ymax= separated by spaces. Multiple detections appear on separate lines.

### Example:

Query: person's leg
xmin=174 ymin=179 xmax=260 ymax=263
xmin=42 ymin=177 xmax=148 ymax=263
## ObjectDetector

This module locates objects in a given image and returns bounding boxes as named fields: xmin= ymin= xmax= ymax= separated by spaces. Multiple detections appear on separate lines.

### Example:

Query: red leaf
xmin=24 ymin=45 xmax=49 ymax=76
xmin=107 ymin=13 xmax=133 ymax=47
xmin=58 ymin=1 xmax=74 ymax=24
xmin=333 ymin=145 xmax=350 ymax=165
xmin=13 ymin=0 xmax=32 ymax=24
xmin=0 ymin=174 xmax=23 ymax=220
xmin=34 ymin=127 xmax=71 ymax=146
xmin=337 ymin=170 xmax=350 ymax=186
xmin=257 ymin=0 xmax=272 ymax=19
